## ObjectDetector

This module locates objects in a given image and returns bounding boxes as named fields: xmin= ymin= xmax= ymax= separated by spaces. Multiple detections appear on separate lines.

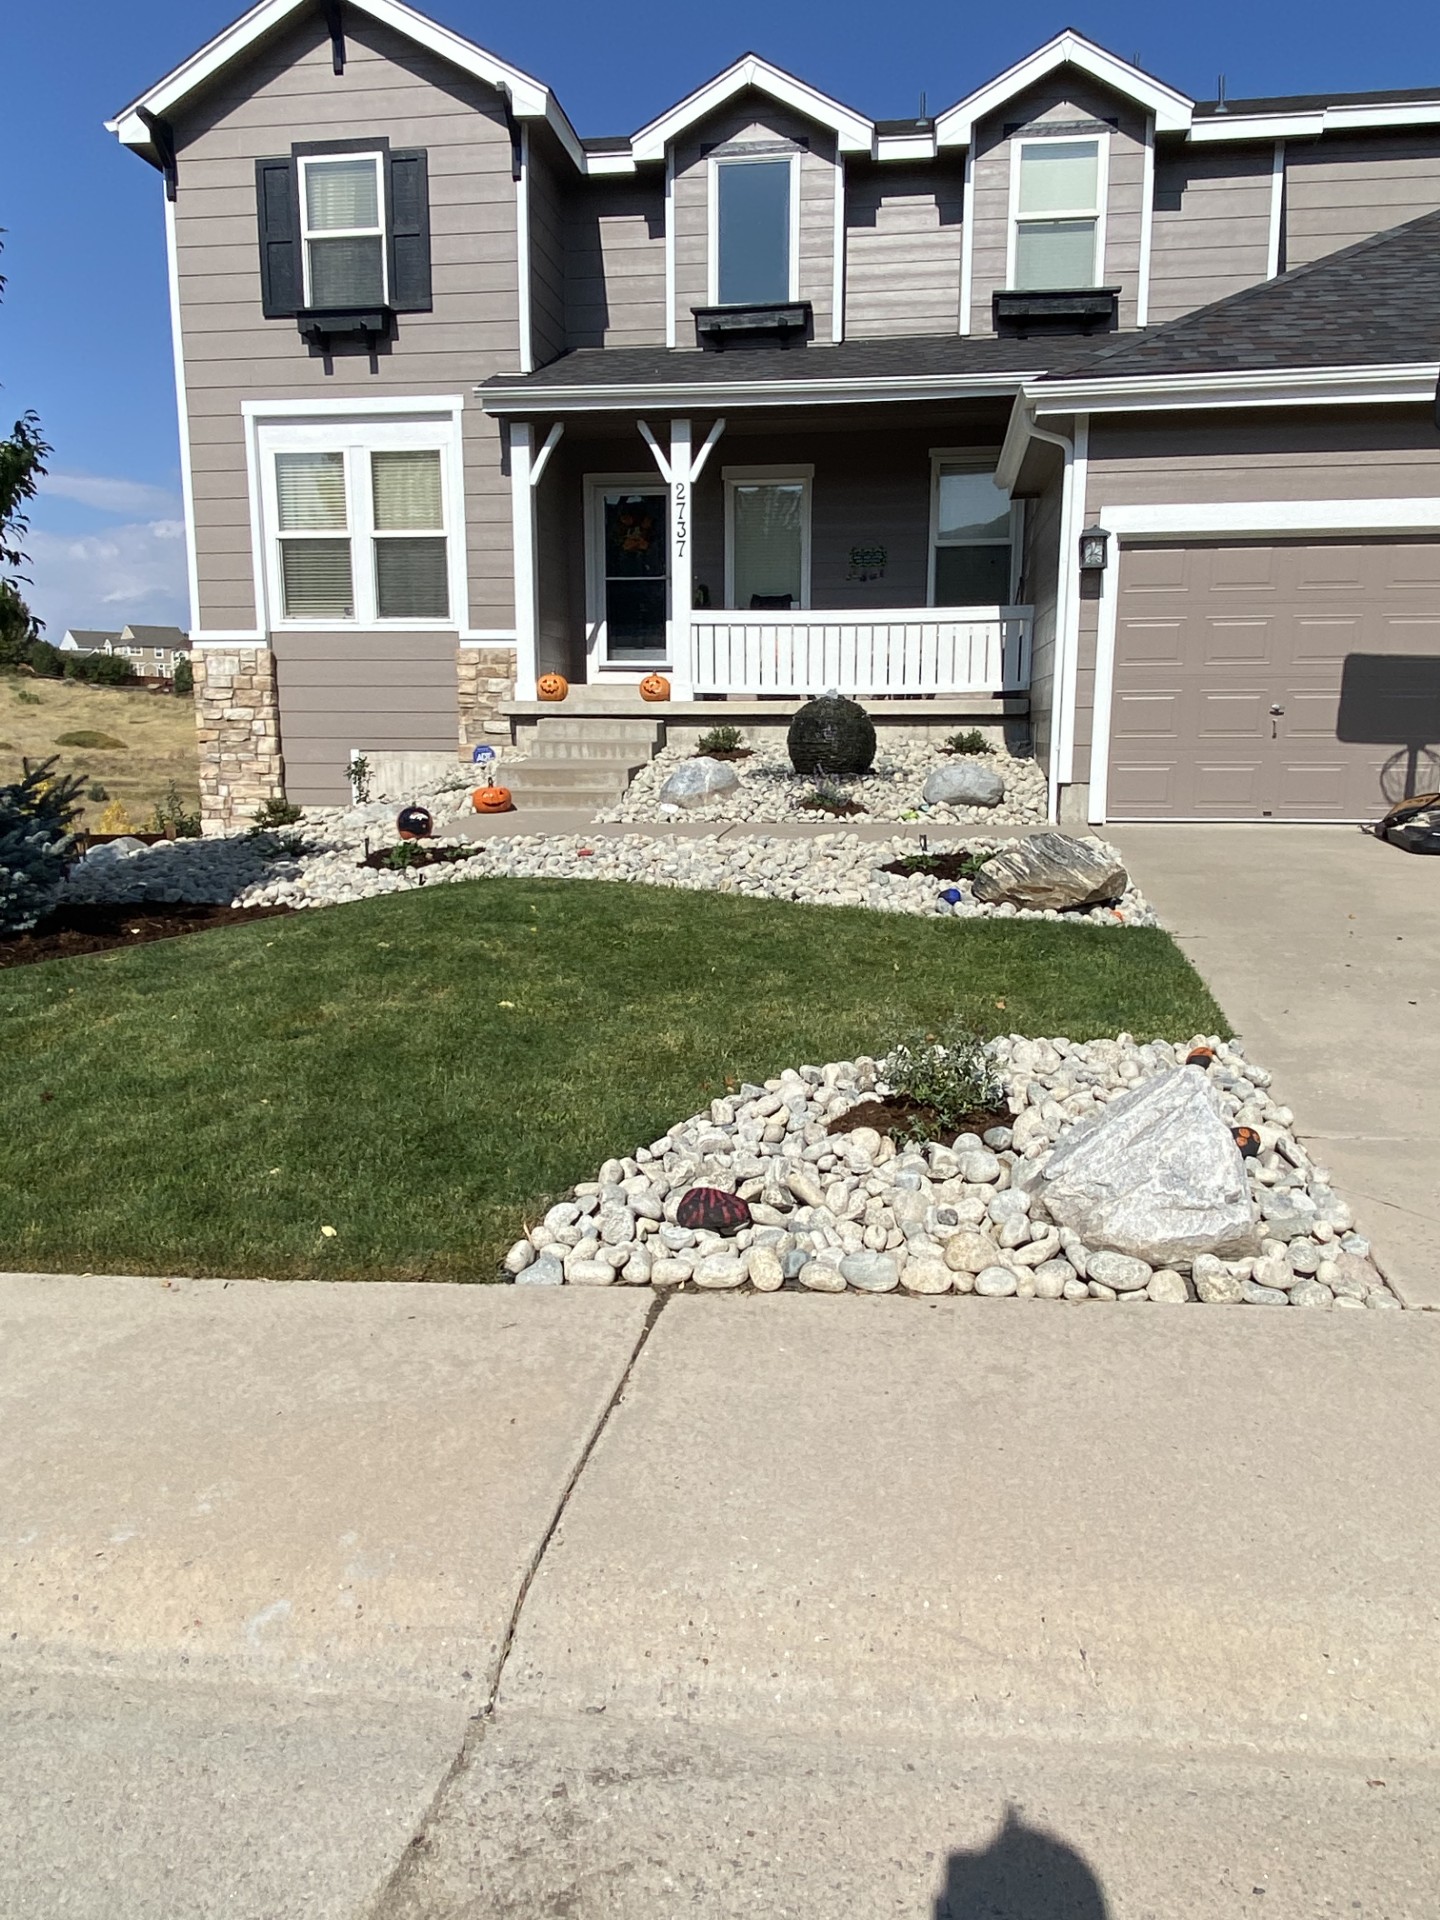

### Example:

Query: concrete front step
xmin=504 ymin=761 xmax=646 ymax=798
xmin=532 ymin=719 xmax=662 ymax=748
xmin=528 ymin=737 xmax=660 ymax=763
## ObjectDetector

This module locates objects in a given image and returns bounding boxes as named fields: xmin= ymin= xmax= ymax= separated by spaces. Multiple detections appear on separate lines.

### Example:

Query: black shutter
xmin=387 ymin=149 xmax=432 ymax=312
xmin=255 ymin=157 xmax=301 ymax=316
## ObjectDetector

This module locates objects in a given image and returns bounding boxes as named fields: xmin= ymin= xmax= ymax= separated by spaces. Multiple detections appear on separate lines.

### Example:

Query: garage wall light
xmin=1079 ymin=524 xmax=1111 ymax=572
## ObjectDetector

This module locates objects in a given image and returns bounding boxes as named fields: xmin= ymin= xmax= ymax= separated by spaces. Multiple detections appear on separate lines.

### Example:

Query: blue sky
xmin=3 ymin=0 xmax=1438 ymax=635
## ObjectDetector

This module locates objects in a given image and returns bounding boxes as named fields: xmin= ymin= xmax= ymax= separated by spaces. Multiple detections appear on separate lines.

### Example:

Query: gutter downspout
xmin=1026 ymin=419 xmax=1074 ymax=825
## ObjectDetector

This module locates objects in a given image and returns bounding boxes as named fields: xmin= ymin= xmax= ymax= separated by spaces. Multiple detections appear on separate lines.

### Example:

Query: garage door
xmin=1107 ymin=538 xmax=1440 ymax=819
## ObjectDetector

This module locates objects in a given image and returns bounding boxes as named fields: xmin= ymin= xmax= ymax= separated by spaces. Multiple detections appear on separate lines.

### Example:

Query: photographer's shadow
xmin=935 ymin=1805 xmax=1110 ymax=1919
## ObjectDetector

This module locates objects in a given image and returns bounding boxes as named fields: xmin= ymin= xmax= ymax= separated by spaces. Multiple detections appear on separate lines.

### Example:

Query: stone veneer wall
xmin=193 ymin=646 xmax=285 ymax=836
xmin=457 ymin=645 xmax=517 ymax=753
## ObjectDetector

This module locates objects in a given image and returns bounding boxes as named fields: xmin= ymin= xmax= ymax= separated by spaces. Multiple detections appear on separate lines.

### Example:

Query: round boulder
xmin=922 ymin=762 xmax=1006 ymax=808
xmin=659 ymin=757 xmax=741 ymax=807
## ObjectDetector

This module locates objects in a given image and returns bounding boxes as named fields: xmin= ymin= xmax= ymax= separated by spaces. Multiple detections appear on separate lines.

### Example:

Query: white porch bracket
xmin=690 ymin=417 xmax=726 ymax=482
xmin=529 ymin=421 xmax=564 ymax=489
xmin=636 ymin=417 xmax=717 ymax=699
xmin=510 ymin=420 xmax=563 ymax=698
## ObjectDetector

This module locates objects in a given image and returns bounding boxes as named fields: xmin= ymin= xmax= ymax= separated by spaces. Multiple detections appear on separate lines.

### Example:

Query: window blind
xmin=731 ymin=483 xmax=804 ymax=608
xmin=374 ymin=538 xmax=448 ymax=619
xmin=281 ymin=539 xmax=355 ymax=619
xmin=305 ymin=157 xmax=380 ymax=230
xmin=276 ymin=452 xmax=346 ymax=530
xmin=1017 ymin=140 xmax=1099 ymax=214
xmin=372 ymin=450 xmax=442 ymax=529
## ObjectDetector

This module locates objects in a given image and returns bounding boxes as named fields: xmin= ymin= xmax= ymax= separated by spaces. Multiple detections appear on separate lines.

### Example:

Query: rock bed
xmin=56 ymin=817 xmax=1155 ymax=927
xmin=601 ymin=739 xmax=1048 ymax=826
xmin=505 ymin=1035 xmax=1401 ymax=1310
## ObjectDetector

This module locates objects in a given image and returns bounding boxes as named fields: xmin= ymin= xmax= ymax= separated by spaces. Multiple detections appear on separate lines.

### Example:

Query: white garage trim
xmin=1085 ymin=497 xmax=1440 ymax=824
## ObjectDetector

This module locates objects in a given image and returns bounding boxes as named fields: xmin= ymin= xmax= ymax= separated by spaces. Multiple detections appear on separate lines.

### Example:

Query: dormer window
xmin=1010 ymin=136 xmax=1106 ymax=290
xmin=300 ymin=153 xmax=387 ymax=307
xmin=711 ymin=155 xmax=796 ymax=305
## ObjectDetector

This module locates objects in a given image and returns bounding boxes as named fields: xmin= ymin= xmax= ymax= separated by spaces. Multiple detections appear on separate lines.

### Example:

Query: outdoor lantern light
xmin=1079 ymin=524 xmax=1111 ymax=572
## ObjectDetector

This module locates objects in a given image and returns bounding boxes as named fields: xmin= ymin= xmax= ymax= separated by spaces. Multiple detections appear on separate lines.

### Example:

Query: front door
xmin=592 ymin=485 xmax=669 ymax=667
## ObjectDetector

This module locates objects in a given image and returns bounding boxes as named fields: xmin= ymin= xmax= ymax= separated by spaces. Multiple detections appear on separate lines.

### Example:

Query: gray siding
xmin=1147 ymin=143 xmax=1273 ymax=323
xmin=527 ymin=130 xmax=568 ymax=366
xmin=967 ymin=76 xmax=1149 ymax=335
xmin=671 ymin=95 xmax=838 ymax=345
xmin=1017 ymin=450 xmax=1064 ymax=774
xmin=844 ymin=161 xmax=964 ymax=337
xmin=170 ymin=8 xmax=524 ymax=799
xmin=564 ymin=177 xmax=666 ymax=348
xmin=1284 ymin=131 xmax=1440 ymax=268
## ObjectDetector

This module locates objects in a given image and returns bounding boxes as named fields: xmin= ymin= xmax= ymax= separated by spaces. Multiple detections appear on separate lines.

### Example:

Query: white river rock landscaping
xmin=601 ymin=738 xmax=1047 ymax=826
xmin=55 ymin=809 xmax=1157 ymax=927
xmin=505 ymin=1036 xmax=1401 ymax=1310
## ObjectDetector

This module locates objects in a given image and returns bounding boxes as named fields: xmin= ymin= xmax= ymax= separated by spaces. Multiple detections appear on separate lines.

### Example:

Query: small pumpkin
xmin=639 ymin=672 xmax=671 ymax=703
xmin=1185 ymin=1046 xmax=1216 ymax=1069
xmin=537 ymin=673 xmax=569 ymax=702
xmin=1232 ymin=1126 xmax=1261 ymax=1159
xmin=396 ymin=804 xmax=433 ymax=840
xmin=473 ymin=784 xmax=513 ymax=814
xmin=676 ymin=1186 xmax=752 ymax=1236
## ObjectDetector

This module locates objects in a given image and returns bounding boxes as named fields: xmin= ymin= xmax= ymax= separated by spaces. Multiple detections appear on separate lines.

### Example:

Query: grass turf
xmin=0 ymin=876 xmax=1227 ymax=1282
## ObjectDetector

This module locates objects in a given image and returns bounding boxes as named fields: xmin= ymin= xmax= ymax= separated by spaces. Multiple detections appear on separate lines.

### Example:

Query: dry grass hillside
xmin=0 ymin=674 xmax=201 ymax=831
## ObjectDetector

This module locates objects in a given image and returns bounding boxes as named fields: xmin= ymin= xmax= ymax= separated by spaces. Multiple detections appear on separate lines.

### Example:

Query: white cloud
xmin=38 ymin=471 xmax=184 ymax=518
xmin=22 ymin=519 xmax=190 ymax=639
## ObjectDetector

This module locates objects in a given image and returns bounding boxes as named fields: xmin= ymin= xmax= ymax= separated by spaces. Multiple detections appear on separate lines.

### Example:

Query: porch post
xmin=668 ymin=417 xmax=694 ymax=698
xmin=508 ymin=421 xmax=538 ymax=699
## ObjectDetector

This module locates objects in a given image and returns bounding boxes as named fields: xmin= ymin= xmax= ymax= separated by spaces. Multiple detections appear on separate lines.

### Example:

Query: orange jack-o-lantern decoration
xmin=472 ymin=784 xmax=513 ymax=814
xmin=536 ymin=673 xmax=568 ymax=702
xmin=639 ymin=672 xmax=671 ymax=703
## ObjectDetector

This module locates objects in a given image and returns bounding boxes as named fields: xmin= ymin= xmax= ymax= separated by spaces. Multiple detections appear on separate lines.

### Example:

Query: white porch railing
xmin=686 ymin=606 xmax=1033 ymax=698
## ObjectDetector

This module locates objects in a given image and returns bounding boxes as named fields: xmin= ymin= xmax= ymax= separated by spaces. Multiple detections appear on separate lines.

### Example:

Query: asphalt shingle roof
xmin=1047 ymin=211 xmax=1440 ymax=381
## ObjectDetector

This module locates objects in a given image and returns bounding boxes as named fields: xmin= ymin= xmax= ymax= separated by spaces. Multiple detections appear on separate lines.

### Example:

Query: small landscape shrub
xmin=99 ymin=800 xmax=138 ymax=834
xmin=349 ymin=754 xmax=373 ymax=804
xmin=16 ymin=688 xmax=41 ymax=706
xmin=64 ymin=652 xmax=137 ymax=687
xmin=148 ymin=783 xmax=202 ymax=838
xmin=945 ymin=729 xmax=995 ymax=756
xmin=696 ymin=725 xmax=743 ymax=754
xmin=0 ymin=756 xmax=85 ymax=934
xmin=796 ymin=780 xmax=862 ymax=817
xmin=787 ymin=693 xmax=876 ymax=776
xmin=172 ymin=657 xmax=194 ymax=696
xmin=882 ymin=1024 xmax=1006 ymax=1143
xmin=55 ymin=729 xmax=127 ymax=750
xmin=249 ymin=795 xmax=303 ymax=834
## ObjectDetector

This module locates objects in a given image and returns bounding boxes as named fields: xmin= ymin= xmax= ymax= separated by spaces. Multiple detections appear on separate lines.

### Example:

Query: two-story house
xmin=109 ymin=1 xmax=1440 ymax=829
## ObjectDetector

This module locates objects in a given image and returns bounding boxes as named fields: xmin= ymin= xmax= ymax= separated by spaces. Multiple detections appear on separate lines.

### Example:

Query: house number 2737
xmin=673 ymin=479 xmax=688 ymax=560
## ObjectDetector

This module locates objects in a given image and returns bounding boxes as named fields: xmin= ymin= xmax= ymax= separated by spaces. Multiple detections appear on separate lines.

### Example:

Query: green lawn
xmin=0 ymin=878 xmax=1226 ymax=1281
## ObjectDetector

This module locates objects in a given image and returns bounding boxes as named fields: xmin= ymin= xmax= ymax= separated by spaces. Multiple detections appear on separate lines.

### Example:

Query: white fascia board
xmin=995 ymin=395 xmax=1042 ymax=494
xmin=875 ymin=132 xmax=937 ymax=161
xmin=935 ymin=31 xmax=1193 ymax=147
xmin=478 ymin=373 xmax=1028 ymax=413
xmin=584 ymin=150 xmax=639 ymax=176
xmin=1031 ymin=362 xmax=1440 ymax=414
xmin=630 ymin=55 xmax=873 ymax=163
xmin=1100 ymin=497 xmax=1440 ymax=537
xmin=1188 ymin=101 xmax=1440 ymax=143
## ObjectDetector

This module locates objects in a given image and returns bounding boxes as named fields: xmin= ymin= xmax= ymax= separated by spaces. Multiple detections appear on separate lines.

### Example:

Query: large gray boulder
xmin=971 ymin=832 xmax=1127 ymax=911
xmin=923 ymin=762 xmax=1006 ymax=808
xmin=659 ymin=756 xmax=741 ymax=807
xmin=1034 ymin=1066 xmax=1259 ymax=1269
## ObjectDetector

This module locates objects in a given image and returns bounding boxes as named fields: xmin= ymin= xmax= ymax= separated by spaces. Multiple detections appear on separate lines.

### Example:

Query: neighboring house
xmin=59 ymin=625 xmax=191 ymax=676
xmin=108 ymin=3 xmax=1440 ymax=828
xmin=59 ymin=629 xmax=120 ymax=653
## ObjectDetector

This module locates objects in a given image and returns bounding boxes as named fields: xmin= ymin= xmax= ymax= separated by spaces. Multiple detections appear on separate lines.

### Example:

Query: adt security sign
xmin=471 ymin=743 xmax=497 ymax=765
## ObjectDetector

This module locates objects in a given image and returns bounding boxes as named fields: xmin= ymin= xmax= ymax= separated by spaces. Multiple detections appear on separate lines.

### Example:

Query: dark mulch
xmin=695 ymin=747 xmax=753 ymax=762
xmin=826 ymin=1093 xmax=1010 ymax=1147
xmin=796 ymin=799 xmax=867 ymax=818
xmin=878 ymin=851 xmax=990 ymax=883
xmin=0 ymin=901 xmax=292 ymax=970
xmin=360 ymin=843 xmax=478 ymax=872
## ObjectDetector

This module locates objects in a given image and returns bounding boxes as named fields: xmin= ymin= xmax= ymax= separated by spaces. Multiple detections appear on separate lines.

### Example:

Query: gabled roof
xmin=935 ymin=30 xmax=1194 ymax=145
xmin=107 ymin=0 xmax=586 ymax=170
xmin=629 ymin=54 xmax=874 ymax=163
xmin=1042 ymin=208 xmax=1440 ymax=387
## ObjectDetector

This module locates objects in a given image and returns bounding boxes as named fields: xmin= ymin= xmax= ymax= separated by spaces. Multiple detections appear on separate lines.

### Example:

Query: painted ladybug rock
xmin=1232 ymin=1126 xmax=1261 ymax=1158
xmin=396 ymin=805 xmax=433 ymax=840
xmin=676 ymin=1186 xmax=752 ymax=1235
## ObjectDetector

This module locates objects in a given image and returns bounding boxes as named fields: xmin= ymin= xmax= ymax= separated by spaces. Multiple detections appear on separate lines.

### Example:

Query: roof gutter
xmin=477 ymin=372 xmax=1032 ymax=414
xmin=1030 ymin=361 xmax=1440 ymax=415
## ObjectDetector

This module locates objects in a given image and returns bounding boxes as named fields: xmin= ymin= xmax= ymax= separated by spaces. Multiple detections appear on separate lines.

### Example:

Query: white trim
xmin=936 ymin=31 xmax=1193 ymax=145
xmin=706 ymin=150 xmax=801 ymax=307
xmin=481 ymin=372 xmax=1033 ymax=414
xmin=1266 ymin=141 xmax=1285 ymax=279
xmin=636 ymin=419 xmax=672 ymax=485
xmin=1084 ymin=495 xmax=1440 ymax=824
xmin=162 ymin=194 xmax=200 ymax=636
xmin=297 ymin=151 xmax=386 ymax=309
xmin=722 ymin=466 xmax=814 ymax=612
xmin=583 ymin=471 xmax=673 ymax=675
xmin=1136 ymin=115 xmax=1155 ymax=327
xmin=510 ymin=423 xmax=538 ymax=697
xmin=664 ymin=149 xmax=677 ymax=350
xmin=631 ymin=54 xmax=873 ymax=163
xmin=1058 ymin=413 xmax=1087 ymax=787
xmin=515 ymin=125 xmax=533 ymax=375
xmin=1188 ymin=100 xmax=1440 ymax=144
xmin=190 ymin=632 xmax=268 ymax=645
xmin=529 ymin=421 xmax=564 ymax=488
xmin=1006 ymin=131 xmax=1109 ymax=294
xmin=1024 ymin=420 xmax=1075 ymax=823
xmin=831 ymin=155 xmax=846 ymax=343
xmin=242 ymin=394 xmax=466 ymax=418
xmin=875 ymin=131 xmax=937 ymax=162
xmin=690 ymin=418 xmax=727 ymax=482
xmin=1031 ymin=362 xmax=1440 ymax=414
xmin=459 ymin=630 xmax=518 ymax=646
xmin=958 ymin=145 xmax=975 ymax=336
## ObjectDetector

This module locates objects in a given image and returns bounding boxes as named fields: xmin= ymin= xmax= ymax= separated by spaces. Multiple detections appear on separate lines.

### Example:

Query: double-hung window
xmin=930 ymin=462 xmax=1018 ymax=606
xmin=300 ymin=152 xmax=387 ymax=308
xmin=712 ymin=155 xmax=795 ymax=306
xmin=724 ymin=468 xmax=811 ymax=610
xmin=1010 ymin=136 xmax=1105 ymax=291
xmin=260 ymin=418 xmax=458 ymax=627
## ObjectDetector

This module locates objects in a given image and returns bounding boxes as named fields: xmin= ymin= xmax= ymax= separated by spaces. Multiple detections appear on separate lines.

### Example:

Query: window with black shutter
xmin=254 ymin=138 xmax=431 ymax=343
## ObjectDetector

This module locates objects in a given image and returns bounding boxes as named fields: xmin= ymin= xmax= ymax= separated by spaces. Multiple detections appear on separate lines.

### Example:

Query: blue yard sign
xmin=471 ymin=743 xmax=497 ymax=765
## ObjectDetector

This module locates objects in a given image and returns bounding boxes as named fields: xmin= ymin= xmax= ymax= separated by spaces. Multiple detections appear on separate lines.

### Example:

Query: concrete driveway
xmin=1109 ymin=823 xmax=1440 ymax=1309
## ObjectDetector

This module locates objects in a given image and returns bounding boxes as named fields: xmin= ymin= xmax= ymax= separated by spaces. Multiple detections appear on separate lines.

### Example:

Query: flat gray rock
xmin=1037 ymin=1067 xmax=1259 ymax=1269
xmin=839 ymin=1252 xmax=900 ymax=1292
xmin=922 ymin=761 xmax=1006 ymax=808
xmin=971 ymin=832 xmax=1128 ymax=911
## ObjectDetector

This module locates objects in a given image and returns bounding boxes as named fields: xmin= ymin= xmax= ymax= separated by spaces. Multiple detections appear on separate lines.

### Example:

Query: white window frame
xmin=1006 ymin=132 xmax=1109 ymax=292
xmin=722 ymin=464 xmax=813 ymax=610
xmin=707 ymin=152 xmax=802 ymax=307
xmin=927 ymin=449 xmax=1023 ymax=607
xmin=298 ymin=151 xmax=388 ymax=309
xmin=583 ymin=472 xmax=673 ymax=672
xmin=254 ymin=411 xmax=464 ymax=632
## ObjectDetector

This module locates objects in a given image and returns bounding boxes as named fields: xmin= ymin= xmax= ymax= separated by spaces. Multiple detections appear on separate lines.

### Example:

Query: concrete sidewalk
xmin=5 ymin=1276 xmax=1438 ymax=1918
xmin=1109 ymin=823 xmax=1440 ymax=1309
